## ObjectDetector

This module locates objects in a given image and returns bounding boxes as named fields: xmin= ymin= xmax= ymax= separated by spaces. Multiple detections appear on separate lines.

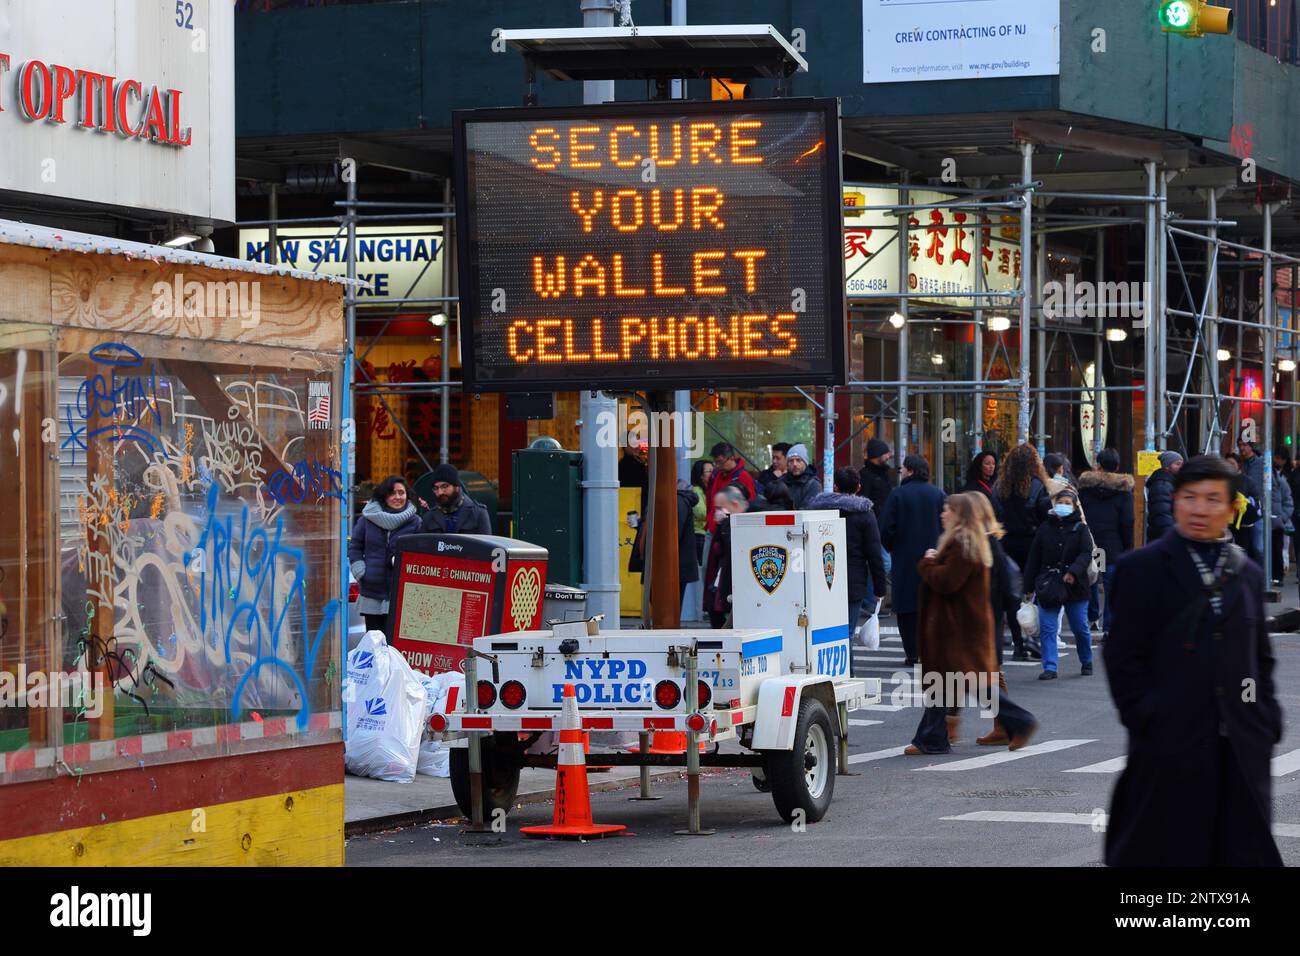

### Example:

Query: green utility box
xmin=512 ymin=445 xmax=583 ymax=587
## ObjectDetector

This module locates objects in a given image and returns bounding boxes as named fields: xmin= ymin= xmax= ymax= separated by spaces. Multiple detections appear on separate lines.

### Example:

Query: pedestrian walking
xmin=1022 ymin=487 xmax=1096 ymax=680
xmin=689 ymin=459 xmax=712 ymax=564
xmin=1269 ymin=450 xmax=1294 ymax=586
xmin=1225 ymin=453 xmax=1263 ymax=563
xmin=1238 ymin=440 xmax=1267 ymax=562
xmin=1104 ymin=454 xmax=1284 ymax=867
xmin=969 ymin=492 xmax=1019 ymax=669
xmin=808 ymin=468 xmax=887 ymax=660
xmin=703 ymin=485 xmax=749 ymax=629
xmin=675 ymin=481 xmax=701 ymax=607
xmin=705 ymin=443 xmax=755 ymax=533
xmin=862 ymin=437 xmax=896 ymax=606
xmin=783 ymin=443 xmax=823 ymax=509
xmin=994 ymin=443 xmax=1052 ymax=659
xmin=757 ymin=442 xmax=791 ymax=495
xmin=903 ymin=492 xmax=1038 ymax=755
xmin=1145 ymin=451 xmax=1181 ymax=544
xmin=962 ymin=450 xmax=1004 ymax=522
xmin=419 ymin=463 xmax=492 ymax=534
xmin=1077 ymin=448 xmax=1134 ymax=634
xmin=348 ymin=475 xmax=422 ymax=637
xmin=879 ymin=454 xmax=945 ymax=666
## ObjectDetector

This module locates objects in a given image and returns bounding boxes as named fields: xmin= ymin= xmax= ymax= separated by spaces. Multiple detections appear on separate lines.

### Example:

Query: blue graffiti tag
xmin=265 ymin=458 xmax=344 ymax=505
xmin=194 ymin=483 xmax=340 ymax=729
xmin=62 ymin=342 xmax=163 ymax=465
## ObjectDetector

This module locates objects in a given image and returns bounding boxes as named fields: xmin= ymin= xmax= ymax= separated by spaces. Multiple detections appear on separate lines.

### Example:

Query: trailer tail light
xmin=429 ymin=713 xmax=447 ymax=732
xmin=348 ymin=582 xmax=359 ymax=602
xmin=499 ymin=680 xmax=526 ymax=710
xmin=477 ymin=681 xmax=497 ymax=709
xmin=686 ymin=712 xmax=706 ymax=733
xmin=697 ymin=680 xmax=711 ymax=708
xmin=654 ymin=680 xmax=681 ymax=709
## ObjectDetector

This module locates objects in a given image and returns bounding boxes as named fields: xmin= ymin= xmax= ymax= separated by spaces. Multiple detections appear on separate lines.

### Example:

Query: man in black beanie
xmin=420 ymin=463 xmax=492 ymax=535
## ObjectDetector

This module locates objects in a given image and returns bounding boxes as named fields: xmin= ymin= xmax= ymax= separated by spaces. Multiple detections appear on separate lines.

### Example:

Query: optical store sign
xmin=454 ymin=99 xmax=847 ymax=392
xmin=843 ymin=188 xmax=1021 ymax=306
xmin=0 ymin=0 xmax=234 ymax=222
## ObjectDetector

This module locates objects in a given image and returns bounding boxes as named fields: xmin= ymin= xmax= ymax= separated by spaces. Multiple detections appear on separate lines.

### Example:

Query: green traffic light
xmin=1159 ymin=0 xmax=1195 ymax=31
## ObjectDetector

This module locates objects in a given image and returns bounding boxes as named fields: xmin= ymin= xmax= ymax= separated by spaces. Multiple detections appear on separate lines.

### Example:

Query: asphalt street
xmin=347 ymin=614 xmax=1300 ymax=867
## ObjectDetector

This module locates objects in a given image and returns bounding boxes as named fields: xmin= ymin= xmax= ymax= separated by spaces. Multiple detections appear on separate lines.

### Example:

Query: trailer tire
xmin=763 ymin=697 xmax=837 ymax=823
xmin=449 ymin=735 xmax=522 ymax=821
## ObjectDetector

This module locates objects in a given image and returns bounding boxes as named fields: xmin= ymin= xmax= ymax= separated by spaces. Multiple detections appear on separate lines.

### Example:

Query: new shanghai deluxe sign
xmin=453 ymin=99 xmax=847 ymax=392
xmin=0 ymin=0 xmax=234 ymax=223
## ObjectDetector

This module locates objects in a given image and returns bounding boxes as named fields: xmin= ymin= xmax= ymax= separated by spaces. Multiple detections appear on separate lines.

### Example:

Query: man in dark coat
xmin=808 ymin=468 xmax=887 ymax=638
xmin=1077 ymin=448 xmax=1134 ymax=633
xmin=676 ymin=484 xmax=701 ymax=604
xmin=879 ymin=454 xmax=945 ymax=666
xmin=783 ymin=443 xmax=823 ymax=509
xmin=419 ymin=463 xmax=492 ymax=535
xmin=757 ymin=442 xmax=791 ymax=495
xmin=1104 ymin=454 xmax=1284 ymax=866
xmin=861 ymin=438 xmax=896 ymax=516
xmin=1144 ymin=451 xmax=1181 ymax=543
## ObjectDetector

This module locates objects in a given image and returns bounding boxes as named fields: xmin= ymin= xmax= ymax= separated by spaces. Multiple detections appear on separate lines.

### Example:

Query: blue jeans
xmin=1038 ymin=599 xmax=1092 ymax=672
xmin=867 ymin=549 xmax=892 ymax=605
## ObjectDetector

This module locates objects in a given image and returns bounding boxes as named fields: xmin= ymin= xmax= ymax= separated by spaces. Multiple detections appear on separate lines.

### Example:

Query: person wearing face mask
xmin=1022 ymin=488 xmax=1097 ymax=680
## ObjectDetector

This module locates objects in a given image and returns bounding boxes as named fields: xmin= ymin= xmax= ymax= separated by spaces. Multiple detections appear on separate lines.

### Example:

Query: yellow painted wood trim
xmin=0 ymin=783 xmax=343 ymax=867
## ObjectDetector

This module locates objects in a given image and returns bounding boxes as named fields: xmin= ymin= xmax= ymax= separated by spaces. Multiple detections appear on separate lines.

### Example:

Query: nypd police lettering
xmin=553 ymin=657 xmax=651 ymax=703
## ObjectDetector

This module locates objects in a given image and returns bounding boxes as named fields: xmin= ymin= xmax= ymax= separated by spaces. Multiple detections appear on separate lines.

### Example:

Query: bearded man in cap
xmin=420 ymin=463 xmax=492 ymax=535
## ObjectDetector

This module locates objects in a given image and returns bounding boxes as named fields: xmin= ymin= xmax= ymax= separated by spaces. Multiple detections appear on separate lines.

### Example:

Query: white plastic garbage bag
xmin=1016 ymin=601 xmax=1040 ymax=639
xmin=416 ymin=740 xmax=450 ymax=777
xmin=343 ymin=631 xmax=426 ymax=783
xmin=853 ymin=599 xmax=882 ymax=651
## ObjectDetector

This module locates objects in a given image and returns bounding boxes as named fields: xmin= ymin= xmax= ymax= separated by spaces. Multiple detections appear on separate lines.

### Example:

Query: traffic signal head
xmin=1158 ymin=0 xmax=1234 ymax=37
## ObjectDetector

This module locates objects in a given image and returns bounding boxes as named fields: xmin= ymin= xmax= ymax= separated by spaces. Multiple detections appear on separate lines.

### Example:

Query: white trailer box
xmin=730 ymin=510 xmax=850 ymax=680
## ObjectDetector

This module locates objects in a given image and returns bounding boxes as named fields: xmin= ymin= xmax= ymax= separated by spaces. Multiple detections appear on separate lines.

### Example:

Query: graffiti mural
xmin=52 ymin=347 xmax=342 ymax=734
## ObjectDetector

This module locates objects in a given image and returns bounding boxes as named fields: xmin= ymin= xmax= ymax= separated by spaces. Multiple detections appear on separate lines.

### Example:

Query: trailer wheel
xmin=764 ymin=697 xmax=837 ymax=823
xmin=449 ymin=735 xmax=522 ymax=821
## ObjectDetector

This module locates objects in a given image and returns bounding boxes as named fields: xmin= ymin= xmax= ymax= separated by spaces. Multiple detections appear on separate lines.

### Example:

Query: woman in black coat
xmin=1104 ymin=456 xmax=1283 ymax=866
xmin=994 ymin=444 xmax=1052 ymax=569
xmin=962 ymin=451 xmax=1004 ymax=522
xmin=1022 ymin=488 xmax=1095 ymax=681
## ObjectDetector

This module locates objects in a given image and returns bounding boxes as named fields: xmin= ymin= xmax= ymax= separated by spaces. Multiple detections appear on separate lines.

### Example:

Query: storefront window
xmin=1 ymin=323 xmax=342 ymax=779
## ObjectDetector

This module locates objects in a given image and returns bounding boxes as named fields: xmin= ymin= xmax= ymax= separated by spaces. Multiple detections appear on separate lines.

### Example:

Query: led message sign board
xmin=453 ymin=98 xmax=846 ymax=392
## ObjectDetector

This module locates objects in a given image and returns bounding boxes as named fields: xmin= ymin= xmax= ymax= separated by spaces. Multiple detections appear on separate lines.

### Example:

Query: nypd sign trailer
xmin=428 ymin=513 xmax=876 ymax=828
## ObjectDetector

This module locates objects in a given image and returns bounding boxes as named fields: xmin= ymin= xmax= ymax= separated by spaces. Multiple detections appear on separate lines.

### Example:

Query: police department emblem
xmin=823 ymin=542 xmax=835 ymax=589
xmin=750 ymin=545 xmax=788 ymax=595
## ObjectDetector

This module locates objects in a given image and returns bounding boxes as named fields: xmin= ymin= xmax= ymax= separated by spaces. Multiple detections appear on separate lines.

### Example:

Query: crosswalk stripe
xmin=847 ymin=745 xmax=909 ymax=765
xmin=913 ymin=738 xmax=1096 ymax=772
xmin=1063 ymin=756 xmax=1127 ymax=774
xmin=1273 ymin=749 xmax=1300 ymax=777
xmin=848 ymin=719 xmax=883 ymax=727
xmin=942 ymin=810 xmax=1096 ymax=825
xmin=854 ymin=704 xmax=911 ymax=712
xmin=942 ymin=811 xmax=1300 ymax=839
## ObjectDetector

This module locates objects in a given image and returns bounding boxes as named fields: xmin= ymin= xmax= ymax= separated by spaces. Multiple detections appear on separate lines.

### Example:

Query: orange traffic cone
xmin=520 ymin=684 xmax=627 ymax=839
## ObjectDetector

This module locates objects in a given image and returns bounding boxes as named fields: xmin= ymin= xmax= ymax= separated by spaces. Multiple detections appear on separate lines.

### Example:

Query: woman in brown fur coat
xmin=905 ymin=493 xmax=1039 ymax=755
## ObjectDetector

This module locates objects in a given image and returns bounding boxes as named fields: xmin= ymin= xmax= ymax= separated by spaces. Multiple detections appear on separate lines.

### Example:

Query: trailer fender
xmin=751 ymin=677 xmax=843 ymax=751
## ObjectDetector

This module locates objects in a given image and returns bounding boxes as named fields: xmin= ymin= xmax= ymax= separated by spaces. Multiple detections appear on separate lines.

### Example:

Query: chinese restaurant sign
xmin=453 ymin=99 xmax=847 ymax=392
xmin=843 ymin=187 xmax=1022 ymax=306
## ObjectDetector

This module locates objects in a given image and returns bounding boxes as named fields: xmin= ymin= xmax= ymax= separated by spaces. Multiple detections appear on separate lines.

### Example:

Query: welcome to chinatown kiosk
xmin=0 ymin=222 xmax=351 ymax=866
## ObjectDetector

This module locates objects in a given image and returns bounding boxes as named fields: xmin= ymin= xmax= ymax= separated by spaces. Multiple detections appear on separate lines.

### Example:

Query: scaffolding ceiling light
xmin=498 ymin=25 xmax=808 ymax=81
